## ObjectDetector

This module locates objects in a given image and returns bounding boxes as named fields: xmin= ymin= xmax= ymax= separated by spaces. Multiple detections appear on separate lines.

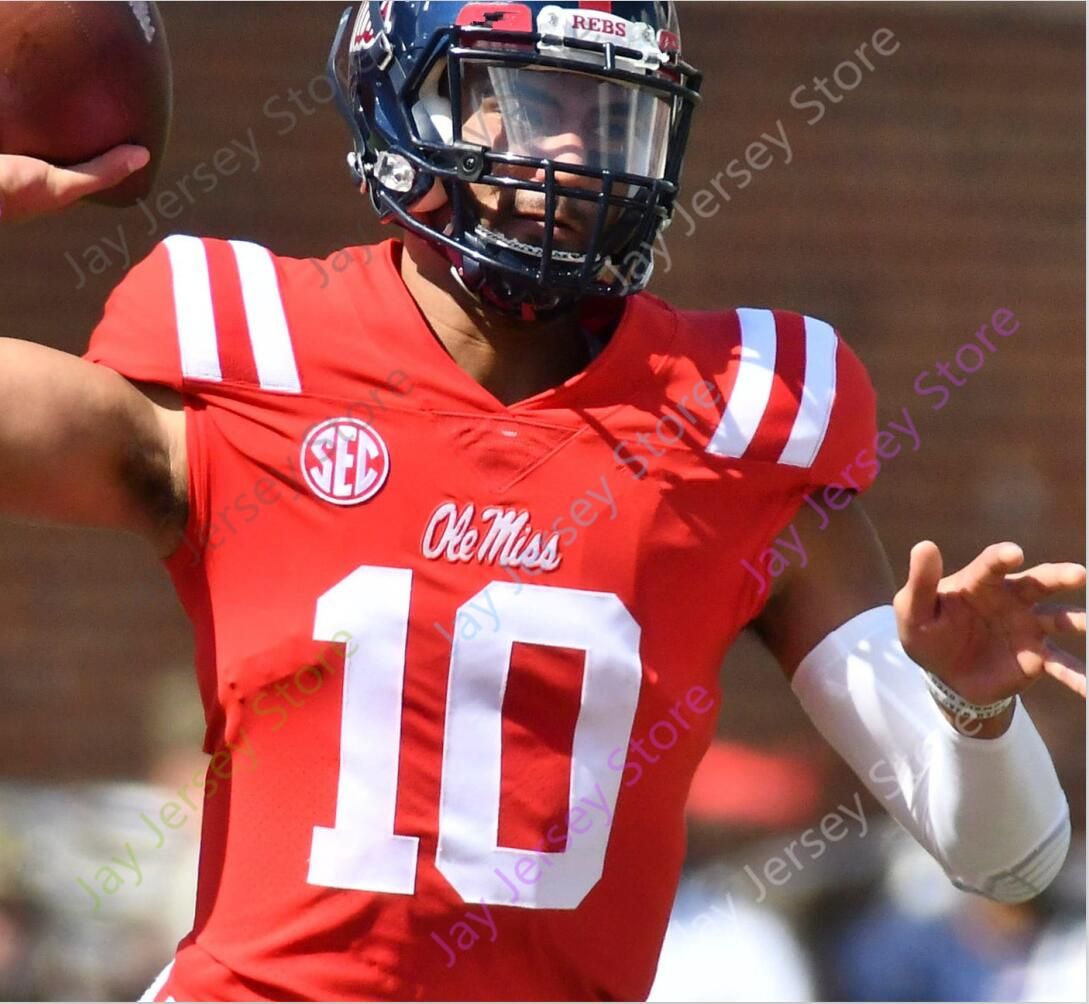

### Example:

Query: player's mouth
xmin=473 ymin=195 xmax=604 ymax=262
xmin=500 ymin=210 xmax=591 ymax=253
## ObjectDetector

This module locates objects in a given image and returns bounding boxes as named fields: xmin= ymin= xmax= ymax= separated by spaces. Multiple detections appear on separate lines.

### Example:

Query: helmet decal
xmin=350 ymin=0 xmax=395 ymax=52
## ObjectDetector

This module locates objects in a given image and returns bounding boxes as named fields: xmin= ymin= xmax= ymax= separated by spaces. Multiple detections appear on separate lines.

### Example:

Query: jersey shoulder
xmin=660 ymin=302 xmax=878 ymax=491
xmin=83 ymin=234 xmax=395 ymax=398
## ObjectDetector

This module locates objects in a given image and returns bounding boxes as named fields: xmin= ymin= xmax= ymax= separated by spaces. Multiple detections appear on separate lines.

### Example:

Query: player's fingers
xmin=1008 ymin=563 xmax=1087 ymax=603
xmin=1035 ymin=604 xmax=1087 ymax=636
xmin=898 ymin=540 xmax=943 ymax=628
xmin=957 ymin=541 xmax=1025 ymax=588
xmin=44 ymin=145 xmax=149 ymax=204
xmin=1042 ymin=641 xmax=1087 ymax=698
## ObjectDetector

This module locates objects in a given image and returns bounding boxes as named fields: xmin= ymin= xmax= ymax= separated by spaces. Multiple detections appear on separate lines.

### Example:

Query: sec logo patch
xmin=301 ymin=418 xmax=390 ymax=506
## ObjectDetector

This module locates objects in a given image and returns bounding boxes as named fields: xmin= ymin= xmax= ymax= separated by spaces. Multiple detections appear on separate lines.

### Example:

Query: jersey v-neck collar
xmin=358 ymin=239 xmax=670 ymax=417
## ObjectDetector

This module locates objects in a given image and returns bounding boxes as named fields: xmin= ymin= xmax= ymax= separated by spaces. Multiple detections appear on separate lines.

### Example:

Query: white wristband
xmin=923 ymin=670 xmax=1014 ymax=722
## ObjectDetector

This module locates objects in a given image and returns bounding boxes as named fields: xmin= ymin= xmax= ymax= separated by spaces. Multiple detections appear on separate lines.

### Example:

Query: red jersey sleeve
xmin=805 ymin=329 xmax=878 ymax=494
xmin=689 ymin=308 xmax=878 ymax=495
xmin=83 ymin=238 xmax=186 ymax=388
xmin=83 ymin=233 xmax=304 ymax=394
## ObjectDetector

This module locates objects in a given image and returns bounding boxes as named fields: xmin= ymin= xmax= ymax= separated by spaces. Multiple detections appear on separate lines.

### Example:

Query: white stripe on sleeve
xmin=163 ymin=234 xmax=221 ymax=382
xmin=778 ymin=315 xmax=838 ymax=469
xmin=706 ymin=307 xmax=777 ymax=459
xmin=230 ymin=239 xmax=302 ymax=393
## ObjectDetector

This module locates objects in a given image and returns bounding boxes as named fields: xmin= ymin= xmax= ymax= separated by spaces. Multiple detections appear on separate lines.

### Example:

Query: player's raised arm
xmin=755 ymin=499 xmax=1082 ymax=903
xmin=0 ymin=151 xmax=187 ymax=552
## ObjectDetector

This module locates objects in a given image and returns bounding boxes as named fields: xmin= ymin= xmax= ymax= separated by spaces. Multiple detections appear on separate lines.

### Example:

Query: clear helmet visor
xmin=461 ymin=63 xmax=672 ymax=180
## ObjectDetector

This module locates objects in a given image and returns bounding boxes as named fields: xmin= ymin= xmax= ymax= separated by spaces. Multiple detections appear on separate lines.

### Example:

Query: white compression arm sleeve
xmin=791 ymin=605 xmax=1071 ymax=903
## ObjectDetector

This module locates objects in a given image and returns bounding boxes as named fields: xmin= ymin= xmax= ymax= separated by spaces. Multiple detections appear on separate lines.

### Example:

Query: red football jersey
xmin=85 ymin=236 xmax=876 ymax=1002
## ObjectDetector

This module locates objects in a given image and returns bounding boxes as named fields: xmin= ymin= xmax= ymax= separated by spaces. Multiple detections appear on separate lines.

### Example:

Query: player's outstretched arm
xmin=0 ymin=149 xmax=188 ymax=553
xmin=752 ymin=501 xmax=1083 ymax=902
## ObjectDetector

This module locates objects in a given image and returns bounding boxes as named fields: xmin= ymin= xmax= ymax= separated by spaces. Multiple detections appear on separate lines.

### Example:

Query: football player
xmin=0 ymin=3 xmax=1083 ymax=1001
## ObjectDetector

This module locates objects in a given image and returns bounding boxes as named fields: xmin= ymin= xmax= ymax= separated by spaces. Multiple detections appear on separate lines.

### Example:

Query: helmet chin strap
xmin=410 ymin=214 xmax=616 ymax=360
xmin=437 ymin=240 xmax=582 ymax=322
xmin=406 ymin=198 xmax=585 ymax=321
xmin=444 ymin=248 xmax=613 ymax=364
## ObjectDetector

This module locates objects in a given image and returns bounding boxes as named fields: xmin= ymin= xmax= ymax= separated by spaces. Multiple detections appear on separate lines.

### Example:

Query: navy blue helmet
xmin=327 ymin=1 xmax=702 ymax=316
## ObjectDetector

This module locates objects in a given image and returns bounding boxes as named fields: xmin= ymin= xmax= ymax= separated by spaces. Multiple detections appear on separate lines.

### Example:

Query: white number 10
xmin=307 ymin=565 xmax=643 ymax=909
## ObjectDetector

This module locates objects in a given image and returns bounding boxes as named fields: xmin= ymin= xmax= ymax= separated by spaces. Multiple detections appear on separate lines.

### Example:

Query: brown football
xmin=0 ymin=1 xmax=172 ymax=205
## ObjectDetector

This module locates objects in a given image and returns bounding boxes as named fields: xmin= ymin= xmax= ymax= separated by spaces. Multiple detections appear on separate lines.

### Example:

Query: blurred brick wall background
xmin=0 ymin=4 xmax=1083 ymax=820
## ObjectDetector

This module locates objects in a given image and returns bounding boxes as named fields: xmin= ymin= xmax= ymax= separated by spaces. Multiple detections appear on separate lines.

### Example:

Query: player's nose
xmin=535 ymin=130 xmax=586 ymax=162
xmin=530 ymin=132 xmax=597 ymax=190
